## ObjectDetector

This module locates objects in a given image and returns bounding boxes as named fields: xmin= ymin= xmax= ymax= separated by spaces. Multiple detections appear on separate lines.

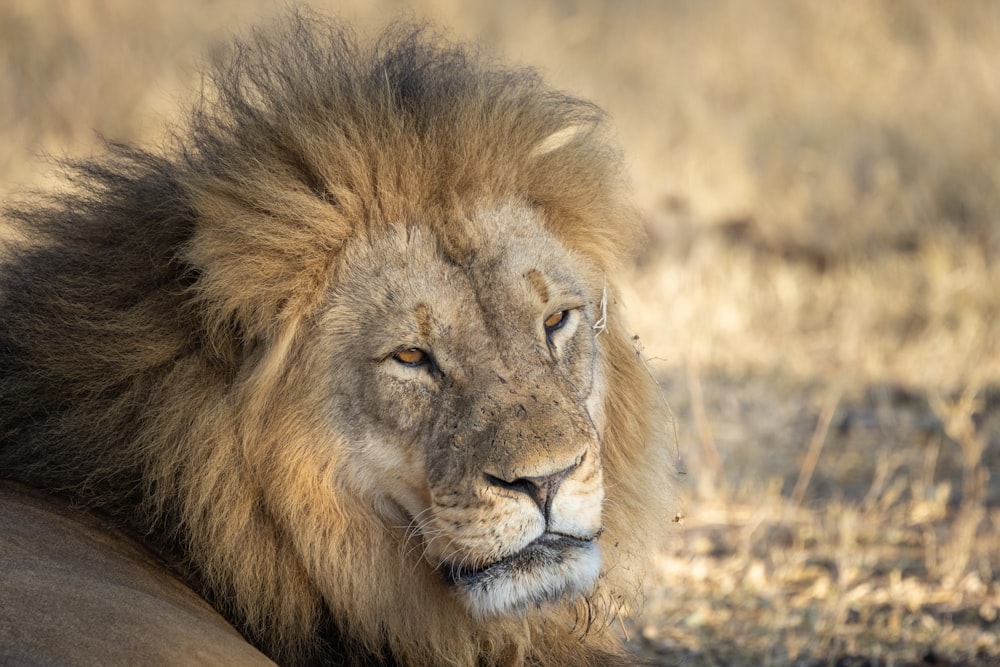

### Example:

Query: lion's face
xmin=314 ymin=203 xmax=607 ymax=617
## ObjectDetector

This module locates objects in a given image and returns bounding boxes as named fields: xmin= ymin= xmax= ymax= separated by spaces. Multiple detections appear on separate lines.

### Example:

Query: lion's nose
xmin=483 ymin=458 xmax=579 ymax=519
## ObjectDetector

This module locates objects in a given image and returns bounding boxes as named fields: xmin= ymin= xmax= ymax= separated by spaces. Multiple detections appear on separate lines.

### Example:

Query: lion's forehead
xmin=335 ymin=204 xmax=596 ymax=349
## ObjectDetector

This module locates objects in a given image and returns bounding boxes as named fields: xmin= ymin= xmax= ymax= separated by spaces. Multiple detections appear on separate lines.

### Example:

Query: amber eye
xmin=393 ymin=348 xmax=427 ymax=367
xmin=543 ymin=310 xmax=569 ymax=333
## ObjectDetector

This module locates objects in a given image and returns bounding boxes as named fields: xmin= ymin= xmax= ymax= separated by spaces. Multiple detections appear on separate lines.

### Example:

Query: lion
xmin=0 ymin=12 xmax=678 ymax=667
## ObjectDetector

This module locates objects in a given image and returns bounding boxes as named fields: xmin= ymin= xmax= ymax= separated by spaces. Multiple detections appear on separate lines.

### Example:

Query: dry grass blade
xmin=686 ymin=360 xmax=724 ymax=498
xmin=789 ymin=391 xmax=840 ymax=509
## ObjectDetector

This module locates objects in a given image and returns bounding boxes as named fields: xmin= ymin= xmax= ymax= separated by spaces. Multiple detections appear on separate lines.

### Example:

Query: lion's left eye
xmin=543 ymin=310 xmax=569 ymax=334
xmin=393 ymin=348 xmax=428 ymax=367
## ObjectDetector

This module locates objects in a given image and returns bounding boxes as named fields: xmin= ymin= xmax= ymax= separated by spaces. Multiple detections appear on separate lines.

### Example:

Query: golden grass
xmin=629 ymin=371 xmax=999 ymax=665
xmin=3 ymin=1 xmax=998 ymax=664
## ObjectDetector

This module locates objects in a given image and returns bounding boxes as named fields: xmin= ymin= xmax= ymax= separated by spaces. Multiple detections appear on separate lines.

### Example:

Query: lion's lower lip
xmin=442 ymin=533 xmax=596 ymax=587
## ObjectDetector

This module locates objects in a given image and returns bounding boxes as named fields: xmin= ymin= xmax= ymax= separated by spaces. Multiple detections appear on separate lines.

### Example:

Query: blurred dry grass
xmin=3 ymin=1 xmax=998 ymax=665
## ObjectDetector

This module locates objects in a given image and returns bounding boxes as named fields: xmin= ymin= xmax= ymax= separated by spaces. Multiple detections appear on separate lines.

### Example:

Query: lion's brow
xmin=524 ymin=268 xmax=550 ymax=304
xmin=413 ymin=302 xmax=434 ymax=340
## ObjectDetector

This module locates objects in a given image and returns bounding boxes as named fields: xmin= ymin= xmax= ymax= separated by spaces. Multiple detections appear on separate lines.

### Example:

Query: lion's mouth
xmin=442 ymin=533 xmax=594 ymax=586
xmin=441 ymin=532 xmax=602 ymax=617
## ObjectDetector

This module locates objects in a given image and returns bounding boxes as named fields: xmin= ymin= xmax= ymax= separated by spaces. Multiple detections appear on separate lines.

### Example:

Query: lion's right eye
xmin=543 ymin=310 xmax=569 ymax=333
xmin=393 ymin=348 xmax=428 ymax=367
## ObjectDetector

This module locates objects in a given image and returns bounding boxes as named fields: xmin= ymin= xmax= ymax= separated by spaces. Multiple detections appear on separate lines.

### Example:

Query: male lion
xmin=0 ymin=12 xmax=678 ymax=667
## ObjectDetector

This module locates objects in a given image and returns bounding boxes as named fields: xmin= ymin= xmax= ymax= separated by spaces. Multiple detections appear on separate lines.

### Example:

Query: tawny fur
xmin=0 ymin=11 xmax=677 ymax=666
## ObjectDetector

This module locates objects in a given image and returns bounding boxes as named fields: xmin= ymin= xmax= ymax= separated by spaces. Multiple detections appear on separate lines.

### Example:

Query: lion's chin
xmin=443 ymin=534 xmax=601 ymax=618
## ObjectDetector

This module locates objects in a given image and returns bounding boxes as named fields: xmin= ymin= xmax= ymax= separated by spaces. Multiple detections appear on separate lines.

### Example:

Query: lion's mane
xmin=0 ymin=12 xmax=677 ymax=666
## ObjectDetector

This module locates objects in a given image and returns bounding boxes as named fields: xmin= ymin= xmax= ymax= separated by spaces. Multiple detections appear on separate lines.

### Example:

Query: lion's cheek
xmin=546 ymin=466 xmax=605 ymax=537
xmin=585 ymin=361 xmax=608 ymax=434
xmin=334 ymin=431 xmax=432 ymax=524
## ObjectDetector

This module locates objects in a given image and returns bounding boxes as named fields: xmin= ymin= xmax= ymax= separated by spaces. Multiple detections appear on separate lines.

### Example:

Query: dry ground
xmin=3 ymin=1 xmax=998 ymax=665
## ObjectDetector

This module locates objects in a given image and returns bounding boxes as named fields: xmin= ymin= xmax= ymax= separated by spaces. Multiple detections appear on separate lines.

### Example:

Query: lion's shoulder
xmin=0 ymin=482 xmax=274 ymax=666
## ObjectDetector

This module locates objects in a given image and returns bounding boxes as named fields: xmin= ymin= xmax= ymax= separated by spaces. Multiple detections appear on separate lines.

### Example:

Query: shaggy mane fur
xmin=0 ymin=11 xmax=676 ymax=666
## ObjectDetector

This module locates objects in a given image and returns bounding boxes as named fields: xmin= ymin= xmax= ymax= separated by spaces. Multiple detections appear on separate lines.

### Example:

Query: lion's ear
xmin=530 ymin=124 xmax=593 ymax=159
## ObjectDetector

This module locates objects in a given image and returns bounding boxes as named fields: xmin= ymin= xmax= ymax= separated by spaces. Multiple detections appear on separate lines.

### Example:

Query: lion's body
xmin=0 ymin=13 xmax=677 ymax=666
xmin=0 ymin=482 xmax=276 ymax=666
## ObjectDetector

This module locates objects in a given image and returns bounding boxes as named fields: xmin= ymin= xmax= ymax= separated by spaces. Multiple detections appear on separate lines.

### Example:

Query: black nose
xmin=484 ymin=462 xmax=577 ymax=519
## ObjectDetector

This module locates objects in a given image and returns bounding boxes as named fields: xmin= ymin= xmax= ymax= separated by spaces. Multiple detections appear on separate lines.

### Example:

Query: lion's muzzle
xmin=412 ymin=367 xmax=608 ymax=618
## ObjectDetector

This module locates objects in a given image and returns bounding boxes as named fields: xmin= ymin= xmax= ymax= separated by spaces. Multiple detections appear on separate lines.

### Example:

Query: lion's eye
xmin=543 ymin=310 xmax=569 ymax=333
xmin=393 ymin=348 xmax=427 ymax=367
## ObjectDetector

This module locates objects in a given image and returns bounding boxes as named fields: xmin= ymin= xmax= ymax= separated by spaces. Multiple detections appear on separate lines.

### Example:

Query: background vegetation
xmin=3 ymin=1 xmax=997 ymax=664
